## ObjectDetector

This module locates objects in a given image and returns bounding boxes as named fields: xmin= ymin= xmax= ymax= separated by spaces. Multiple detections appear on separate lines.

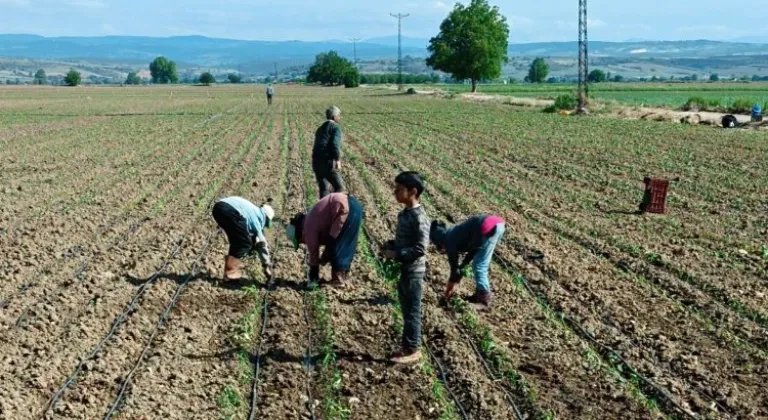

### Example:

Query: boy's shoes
xmin=389 ymin=349 xmax=422 ymax=364
xmin=467 ymin=290 xmax=492 ymax=310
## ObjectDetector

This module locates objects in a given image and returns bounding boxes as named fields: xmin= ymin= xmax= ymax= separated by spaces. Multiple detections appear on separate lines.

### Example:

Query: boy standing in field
xmin=383 ymin=171 xmax=430 ymax=364
xmin=211 ymin=197 xmax=275 ymax=281
xmin=430 ymin=215 xmax=505 ymax=309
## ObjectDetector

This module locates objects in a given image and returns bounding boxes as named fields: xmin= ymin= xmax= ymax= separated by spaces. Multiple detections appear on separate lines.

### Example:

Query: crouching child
xmin=430 ymin=214 xmax=505 ymax=309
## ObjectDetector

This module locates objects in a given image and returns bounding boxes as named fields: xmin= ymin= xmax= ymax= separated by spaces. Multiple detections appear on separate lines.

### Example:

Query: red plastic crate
xmin=640 ymin=177 xmax=669 ymax=214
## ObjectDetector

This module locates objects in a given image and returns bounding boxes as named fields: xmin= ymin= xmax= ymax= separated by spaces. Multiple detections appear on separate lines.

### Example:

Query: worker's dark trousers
xmin=398 ymin=267 xmax=424 ymax=352
xmin=312 ymin=161 xmax=345 ymax=199
xmin=326 ymin=195 xmax=363 ymax=272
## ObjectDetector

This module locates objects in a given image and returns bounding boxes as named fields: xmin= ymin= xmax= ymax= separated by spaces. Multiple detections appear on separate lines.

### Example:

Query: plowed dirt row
xmin=292 ymin=110 xmax=442 ymax=419
xmin=116 ymin=107 xmax=287 ymax=419
xmin=40 ymin=106 xmax=279 ymax=419
xmin=377 ymin=113 xmax=768 ymax=329
xmin=0 ymin=109 xmax=260 ymax=326
xmin=0 ymin=105 xmax=272 ymax=418
xmin=344 ymin=111 xmax=767 ymax=418
xmin=335 ymin=123 xmax=653 ymax=419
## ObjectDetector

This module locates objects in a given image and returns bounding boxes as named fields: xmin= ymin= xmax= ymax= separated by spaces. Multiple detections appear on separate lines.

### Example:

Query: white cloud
xmin=0 ymin=0 xmax=29 ymax=6
xmin=433 ymin=1 xmax=451 ymax=11
xmin=68 ymin=0 xmax=107 ymax=9
xmin=587 ymin=18 xmax=607 ymax=28
xmin=100 ymin=23 xmax=118 ymax=35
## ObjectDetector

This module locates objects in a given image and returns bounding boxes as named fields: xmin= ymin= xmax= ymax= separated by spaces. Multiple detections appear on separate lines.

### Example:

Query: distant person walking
xmin=312 ymin=106 xmax=345 ymax=198
xmin=266 ymin=84 xmax=274 ymax=105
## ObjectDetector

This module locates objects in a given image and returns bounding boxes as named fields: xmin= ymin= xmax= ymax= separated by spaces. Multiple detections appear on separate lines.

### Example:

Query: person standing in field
xmin=266 ymin=84 xmax=274 ymax=105
xmin=312 ymin=106 xmax=345 ymax=198
xmin=429 ymin=214 xmax=506 ymax=309
xmin=382 ymin=172 xmax=430 ymax=364
xmin=211 ymin=197 xmax=275 ymax=281
xmin=286 ymin=192 xmax=363 ymax=288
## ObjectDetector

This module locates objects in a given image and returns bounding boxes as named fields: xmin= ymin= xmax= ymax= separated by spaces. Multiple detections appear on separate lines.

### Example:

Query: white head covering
xmin=261 ymin=204 xmax=275 ymax=227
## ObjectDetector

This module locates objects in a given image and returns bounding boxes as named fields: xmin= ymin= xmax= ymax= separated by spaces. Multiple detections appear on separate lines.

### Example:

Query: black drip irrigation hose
xmin=102 ymin=229 xmax=218 ymax=420
xmin=492 ymin=252 xmax=699 ymax=420
xmin=43 ymin=240 xmax=185 ymax=414
xmin=446 ymin=306 xmax=525 ymax=420
xmin=298 ymin=158 xmax=318 ymax=420
xmin=247 ymin=267 xmax=274 ymax=420
xmin=360 ymin=225 xmax=469 ymax=420
xmin=1 ymin=102 xmax=249 ymax=315
xmin=12 ymin=220 xmax=141 ymax=328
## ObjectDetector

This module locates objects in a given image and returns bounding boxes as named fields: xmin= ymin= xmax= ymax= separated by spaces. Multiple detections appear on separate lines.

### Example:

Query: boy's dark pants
xmin=398 ymin=267 xmax=424 ymax=352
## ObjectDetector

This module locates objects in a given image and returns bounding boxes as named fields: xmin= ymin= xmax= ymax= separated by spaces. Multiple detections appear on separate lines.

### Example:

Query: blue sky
xmin=0 ymin=0 xmax=766 ymax=42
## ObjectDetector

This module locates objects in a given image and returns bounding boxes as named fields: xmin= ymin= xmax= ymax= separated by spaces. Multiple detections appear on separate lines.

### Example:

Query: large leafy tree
xmin=307 ymin=51 xmax=359 ymax=87
xmin=125 ymin=72 xmax=141 ymax=85
xmin=149 ymin=56 xmax=178 ymax=84
xmin=64 ymin=69 xmax=81 ymax=86
xmin=588 ymin=69 xmax=607 ymax=83
xmin=33 ymin=69 xmax=47 ymax=85
xmin=527 ymin=58 xmax=549 ymax=83
xmin=426 ymin=0 xmax=509 ymax=92
xmin=199 ymin=72 xmax=215 ymax=85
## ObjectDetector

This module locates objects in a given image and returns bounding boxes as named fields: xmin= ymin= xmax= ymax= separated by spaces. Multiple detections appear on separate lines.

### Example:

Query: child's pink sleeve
xmin=480 ymin=215 xmax=504 ymax=236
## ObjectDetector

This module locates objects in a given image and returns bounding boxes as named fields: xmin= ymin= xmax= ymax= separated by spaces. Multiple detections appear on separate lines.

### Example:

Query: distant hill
xmin=2 ymin=35 xmax=768 ymax=68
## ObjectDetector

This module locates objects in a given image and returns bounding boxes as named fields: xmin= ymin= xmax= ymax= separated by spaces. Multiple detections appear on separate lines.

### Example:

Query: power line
xmin=577 ymin=0 xmax=589 ymax=112
xmin=349 ymin=37 xmax=362 ymax=69
xmin=390 ymin=13 xmax=409 ymax=91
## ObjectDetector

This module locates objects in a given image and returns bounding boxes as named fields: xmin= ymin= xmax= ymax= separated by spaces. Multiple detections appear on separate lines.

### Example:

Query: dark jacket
xmin=313 ymin=120 xmax=342 ymax=165
xmin=395 ymin=206 xmax=430 ymax=274
xmin=431 ymin=215 xmax=491 ymax=280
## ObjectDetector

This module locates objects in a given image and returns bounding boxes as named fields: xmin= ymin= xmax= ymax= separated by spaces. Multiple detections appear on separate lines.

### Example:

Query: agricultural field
xmin=1 ymin=85 xmax=767 ymax=420
xmin=439 ymin=82 xmax=768 ymax=110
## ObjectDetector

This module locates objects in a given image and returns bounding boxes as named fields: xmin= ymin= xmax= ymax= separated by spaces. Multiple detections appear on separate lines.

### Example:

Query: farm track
xmin=341 ymin=109 xmax=766 ymax=419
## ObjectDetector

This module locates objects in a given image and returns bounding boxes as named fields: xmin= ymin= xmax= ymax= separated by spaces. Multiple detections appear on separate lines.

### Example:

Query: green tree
xmin=691 ymin=74 xmax=698 ymax=81
xmin=612 ymin=74 xmax=624 ymax=82
xmin=125 ymin=72 xmax=141 ymax=85
xmin=149 ymin=56 xmax=178 ymax=84
xmin=64 ymin=69 xmax=81 ymax=86
xmin=426 ymin=0 xmax=509 ymax=92
xmin=227 ymin=73 xmax=242 ymax=84
xmin=588 ymin=69 xmax=607 ymax=83
xmin=527 ymin=58 xmax=549 ymax=83
xmin=306 ymin=51 xmax=358 ymax=86
xmin=199 ymin=72 xmax=215 ymax=85
xmin=710 ymin=73 xmax=719 ymax=82
xmin=33 ymin=69 xmax=47 ymax=85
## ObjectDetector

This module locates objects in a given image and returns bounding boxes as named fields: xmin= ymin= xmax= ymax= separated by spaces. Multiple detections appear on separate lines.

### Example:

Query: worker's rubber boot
xmin=224 ymin=256 xmax=244 ymax=281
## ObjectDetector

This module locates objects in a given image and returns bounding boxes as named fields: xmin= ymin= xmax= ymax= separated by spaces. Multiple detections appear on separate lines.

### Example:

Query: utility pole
xmin=274 ymin=62 xmax=278 ymax=83
xmin=390 ymin=13 xmax=409 ymax=91
xmin=350 ymin=37 xmax=362 ymax=69
xmin=577 ymin=0 xmax=589 ymax=112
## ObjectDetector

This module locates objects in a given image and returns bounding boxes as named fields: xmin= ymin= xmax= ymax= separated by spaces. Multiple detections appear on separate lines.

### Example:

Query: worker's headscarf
xmin=429 ymin=220 xmax=448 ymax=247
